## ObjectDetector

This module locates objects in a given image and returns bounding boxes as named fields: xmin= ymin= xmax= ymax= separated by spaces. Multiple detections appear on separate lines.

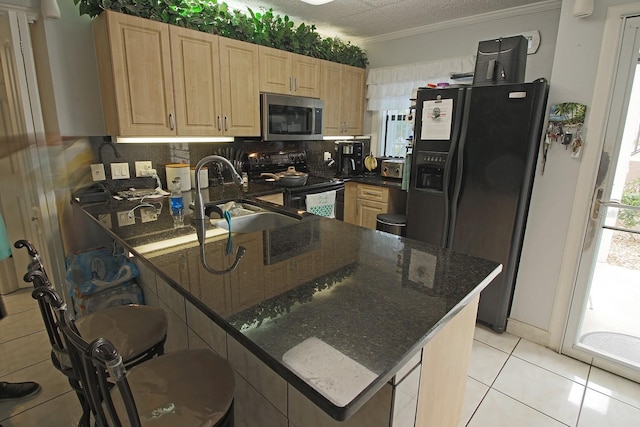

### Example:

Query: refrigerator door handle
xmin=447 ymin=100 xmax=472 ymax=248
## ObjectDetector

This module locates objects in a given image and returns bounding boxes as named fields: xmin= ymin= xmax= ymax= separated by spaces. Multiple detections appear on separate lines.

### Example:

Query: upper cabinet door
xmin=93 ymin=11 xmax=176 ymax=136
xmin=259 ymin=46 xmax=292 ymax=95
xmin=320 ymin=60 xmax=344 ymax=136
xmin=259 ymin=48 xmax=320 ymax=98
xmin=219 ymin=37 xmax=260 ymax=136
xmin=342 ymin=65 xmax=366 ymax=135
xmin=292 ymin=53 xmax=320 ymax=98
xmin=170 ymin=26 xmax=223 ymax=136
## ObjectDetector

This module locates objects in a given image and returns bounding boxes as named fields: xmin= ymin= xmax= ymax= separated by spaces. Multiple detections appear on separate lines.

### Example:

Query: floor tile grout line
xmin=491 ymin=387 xmax=573 ymax=426
xmin=509 ymin=352 xmax=590 ymax=386
xmin=574 ymin=364 xmax=592 ymax=427
xmin=0 ymin=327 xmax=47 ymax=347
xmin=462 ymin=375 xmax=490 ymax=427
xmin=0 ymin=389 xmax=76 ymax=423
xmin=0 ymin=357 xmax=52 ymax=380
xmin=486 ymin=337 xmax=520 ymax=389
xmin=464 ymin=337 xmax=521 ymax=426
xmin=472 ymin=336 xmax=520 ymax=355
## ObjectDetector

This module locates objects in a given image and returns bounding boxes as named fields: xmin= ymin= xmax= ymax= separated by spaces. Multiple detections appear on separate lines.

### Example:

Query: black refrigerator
xmin=406 ymin=79 xmax=549 ymax=332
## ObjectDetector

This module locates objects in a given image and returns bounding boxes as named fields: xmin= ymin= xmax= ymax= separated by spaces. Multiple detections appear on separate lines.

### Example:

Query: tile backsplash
xmin=89 ymin=137 xmax=371 ymax=188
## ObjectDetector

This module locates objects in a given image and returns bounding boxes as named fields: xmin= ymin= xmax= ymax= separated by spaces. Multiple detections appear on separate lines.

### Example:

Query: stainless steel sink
xmin=211 ymin=210 xmax=300 ymax=233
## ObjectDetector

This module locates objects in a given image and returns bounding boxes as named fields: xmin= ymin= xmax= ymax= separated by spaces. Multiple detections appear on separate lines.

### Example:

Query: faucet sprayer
xmin=193 ymin=155 xmax=246 ymax=275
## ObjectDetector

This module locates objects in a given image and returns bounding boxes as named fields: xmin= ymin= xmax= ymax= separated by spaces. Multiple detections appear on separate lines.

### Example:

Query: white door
xmin=563 ymin=15 xmax=640 ymax=380
xmin=0 ymin=11 xmax=54 ymax=290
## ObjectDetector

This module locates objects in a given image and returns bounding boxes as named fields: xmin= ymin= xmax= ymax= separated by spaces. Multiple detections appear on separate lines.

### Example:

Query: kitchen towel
xmin=305 ymin=190 xmax=336 ymax=218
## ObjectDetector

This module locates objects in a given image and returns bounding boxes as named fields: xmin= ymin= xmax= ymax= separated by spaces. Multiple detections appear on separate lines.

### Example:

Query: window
xmin=382 ymin=110 xmax=413 ymax=157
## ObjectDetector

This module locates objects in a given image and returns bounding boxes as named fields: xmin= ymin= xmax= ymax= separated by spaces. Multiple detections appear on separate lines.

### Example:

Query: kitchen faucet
xmin=193 ymin=155 xmax=246 ymax=275
xmin=97 ymin=137 xmax=121 ymax=163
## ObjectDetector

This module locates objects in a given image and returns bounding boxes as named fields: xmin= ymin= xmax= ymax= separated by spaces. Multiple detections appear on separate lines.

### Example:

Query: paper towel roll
xmin=166 ymin=164 xmax=190 ymax=191
xmin=190 ymin=167 xmax=209 ymax=189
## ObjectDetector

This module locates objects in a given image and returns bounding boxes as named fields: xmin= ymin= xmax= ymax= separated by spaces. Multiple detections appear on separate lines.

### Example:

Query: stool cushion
xmin=76 ymin=305 xmax=167 ymax=362
xmin=110 ymin=349 xmax=235 ymax=427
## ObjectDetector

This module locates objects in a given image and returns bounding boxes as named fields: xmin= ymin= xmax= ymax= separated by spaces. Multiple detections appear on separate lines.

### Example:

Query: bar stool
xmin=34 ymin=286 xmax=235 ymax=427
xmin=15 ymin=240 xmax=168 ymax=427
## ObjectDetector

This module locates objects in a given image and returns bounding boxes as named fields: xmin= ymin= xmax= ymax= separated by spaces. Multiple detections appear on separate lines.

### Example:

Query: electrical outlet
xmin=140 ymin=206 xmax=158 ymax=223
xmin=97 ymin=213 xmax=112 ymax=229
xmin=117 ymin=210 xmax=135 ymax=227
xmin=90 ymin=164 xmax=106 ymax=181
xmin=135 ymin=161 xmax=153 ymax=177
xmin=111 ymin=163 xmax=130 ymax=179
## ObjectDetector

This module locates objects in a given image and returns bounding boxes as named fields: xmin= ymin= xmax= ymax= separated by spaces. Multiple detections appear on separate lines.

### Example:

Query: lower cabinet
xmin=344 ymin=182 xmax=407 ymax=230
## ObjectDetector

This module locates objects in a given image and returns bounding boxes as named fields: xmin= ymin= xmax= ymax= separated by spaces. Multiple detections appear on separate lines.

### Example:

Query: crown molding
xmin=357 ymin=0 xmax=562 ymax=45
xmin=0 ymin=2 xmax=39 ymax=22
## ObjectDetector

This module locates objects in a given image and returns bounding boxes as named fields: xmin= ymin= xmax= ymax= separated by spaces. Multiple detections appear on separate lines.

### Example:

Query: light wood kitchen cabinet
xmin=218 ymin=37 xmax=261 ymax=136
xmin=170 ymin=26 xmax=223 ymax=136
xmin=93 ymin=11 xmax=260 ymax=137
xmin=93 ymin=11 xmax=175 ymax=136
xmin=259 ymin=46 xmax=320 ymax=98
xmin=344 ymin=182 xmax=407 ymax=229
xmin=320 ymin=60 xmax=366 ymax=136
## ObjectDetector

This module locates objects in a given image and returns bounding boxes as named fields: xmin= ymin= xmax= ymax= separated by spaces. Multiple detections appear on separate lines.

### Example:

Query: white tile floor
xmin=1 ymin=288 xmax=640 ymax=427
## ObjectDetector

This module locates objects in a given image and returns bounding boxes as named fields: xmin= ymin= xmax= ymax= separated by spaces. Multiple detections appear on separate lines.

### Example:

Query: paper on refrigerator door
xmin=420 ymin=98 xmax=454 ymax=140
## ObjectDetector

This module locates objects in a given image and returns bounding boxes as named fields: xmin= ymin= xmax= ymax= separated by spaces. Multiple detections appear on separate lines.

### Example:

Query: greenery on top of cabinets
xmin=73 ymin=0 xmax=368 ymax=68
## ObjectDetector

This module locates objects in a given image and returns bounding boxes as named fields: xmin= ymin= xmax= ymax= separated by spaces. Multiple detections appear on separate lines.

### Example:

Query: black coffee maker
xmin=336 ymin=141 xmax=364 ymax=177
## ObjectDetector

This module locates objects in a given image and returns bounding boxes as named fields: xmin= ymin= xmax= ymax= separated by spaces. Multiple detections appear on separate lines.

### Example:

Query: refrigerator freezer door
xmin=449 ymin=80 xmax=548 ymax=331
xmin=406 ymin=87 xmax=466 ymax=245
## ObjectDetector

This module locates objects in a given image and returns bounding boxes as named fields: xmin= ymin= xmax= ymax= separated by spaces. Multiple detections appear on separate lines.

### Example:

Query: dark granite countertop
xmin=74 ymin=183 xmax=500 ymax=421
xmin=346 ymin=174 xmax=405 ymax=190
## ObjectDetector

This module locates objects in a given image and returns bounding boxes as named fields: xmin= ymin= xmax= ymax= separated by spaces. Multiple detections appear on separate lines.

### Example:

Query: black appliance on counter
xmin=473 ymin=36 xmax=528 ymax=86
xmin=406 ymin=79 xmax=549 ymax=332
xmin=245 ymin=150 xmax=345 ymax=220
xmin=335 ymin=141 xmax=364 ymax=177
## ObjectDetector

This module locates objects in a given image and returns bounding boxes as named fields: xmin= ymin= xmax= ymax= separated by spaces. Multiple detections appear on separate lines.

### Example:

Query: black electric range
xmin=246 ymin=151 xmax=345 ymax=219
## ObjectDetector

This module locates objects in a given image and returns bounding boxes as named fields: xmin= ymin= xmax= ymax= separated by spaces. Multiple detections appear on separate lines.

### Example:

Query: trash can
xmin=376 ymin=213 xmax=406 ymax=236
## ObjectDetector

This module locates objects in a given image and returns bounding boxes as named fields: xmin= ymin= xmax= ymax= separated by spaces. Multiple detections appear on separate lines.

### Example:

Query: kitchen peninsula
xmin=73 ymin=183 xmax=501 ymax=427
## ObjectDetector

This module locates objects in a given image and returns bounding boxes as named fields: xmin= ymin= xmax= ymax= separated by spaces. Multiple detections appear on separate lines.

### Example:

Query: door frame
xmin=554 ymin=4 xmax=640 ymax=383
xmin=0 ymin=9 xmax=66 ymax=287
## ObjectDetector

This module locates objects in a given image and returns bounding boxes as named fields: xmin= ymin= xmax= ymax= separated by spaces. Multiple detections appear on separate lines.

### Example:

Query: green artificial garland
xmin=73 ymin=0 xmax=368 ymax=68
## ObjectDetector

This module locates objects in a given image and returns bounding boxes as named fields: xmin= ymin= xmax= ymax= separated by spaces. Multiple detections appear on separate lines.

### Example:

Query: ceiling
xmin=226 ymin=0 xmax=548 ymax=42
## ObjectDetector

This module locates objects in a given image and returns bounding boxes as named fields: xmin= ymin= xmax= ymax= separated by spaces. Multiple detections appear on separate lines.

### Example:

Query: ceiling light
xmin=299 ymin=0 xmax=335 ymax=5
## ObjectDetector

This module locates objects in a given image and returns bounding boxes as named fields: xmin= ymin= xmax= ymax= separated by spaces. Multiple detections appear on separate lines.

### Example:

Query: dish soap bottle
xmin=170 ymin=177 xmax=184 ymax=228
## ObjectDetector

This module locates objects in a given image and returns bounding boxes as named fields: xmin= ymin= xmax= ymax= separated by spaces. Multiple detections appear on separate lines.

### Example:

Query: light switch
xmin=111 ymin=163 xmax=130 ymax=179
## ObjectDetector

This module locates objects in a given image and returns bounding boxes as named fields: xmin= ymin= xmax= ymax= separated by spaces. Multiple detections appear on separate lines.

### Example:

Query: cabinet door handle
xmin=295 ymin=77 xmax=299 ymax=91
xmin=289 ymin=77 xmax=293 ymax=91
xmin=169 ymin=113 xmax=175 ymax=130
xmin=217 ymin=115 xmax=222 ymax=131
xmin=363 ymin=191 xmax=378 ymax=197
xmin=224 ymin=116 xmax=229 ymax=131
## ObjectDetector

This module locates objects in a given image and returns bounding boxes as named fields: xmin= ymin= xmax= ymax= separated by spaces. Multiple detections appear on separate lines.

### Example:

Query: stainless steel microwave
xmin=261 ymin=93 xmax=323 ymax=141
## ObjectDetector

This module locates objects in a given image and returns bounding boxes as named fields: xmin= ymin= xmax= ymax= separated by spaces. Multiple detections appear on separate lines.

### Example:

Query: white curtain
xmin=366 ymin=55 xmax=476 ymax=111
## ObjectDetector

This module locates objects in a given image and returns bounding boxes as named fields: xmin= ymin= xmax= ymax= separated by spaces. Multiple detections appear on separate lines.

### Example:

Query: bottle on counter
xmin=170 ymin=177 xmax=184 ymax=228
xmin=242 ymin=172 xmax=249 ymax=191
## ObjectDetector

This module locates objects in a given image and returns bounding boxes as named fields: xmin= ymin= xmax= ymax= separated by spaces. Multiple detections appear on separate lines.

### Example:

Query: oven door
xmin=286 ymin=183 xmax=345 ymax=221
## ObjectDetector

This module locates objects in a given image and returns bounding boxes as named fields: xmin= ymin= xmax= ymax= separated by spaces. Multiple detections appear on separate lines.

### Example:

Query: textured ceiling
xmin=226 ymin=0 xmax=547 ymax=41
